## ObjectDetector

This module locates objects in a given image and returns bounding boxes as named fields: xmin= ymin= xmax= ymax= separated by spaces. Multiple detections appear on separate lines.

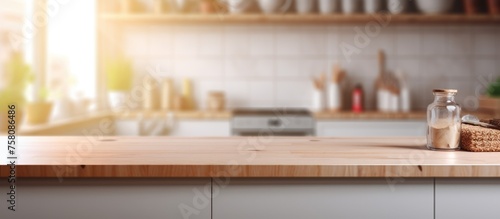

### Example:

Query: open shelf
xmin=100 ymin=13 xmax=500 ymax=24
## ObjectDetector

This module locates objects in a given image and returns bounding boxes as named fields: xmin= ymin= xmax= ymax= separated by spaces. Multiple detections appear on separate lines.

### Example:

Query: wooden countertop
xmin=117 ymin=110 xmax=232 ymax=120
xmin=116 ymin=110 xmax=494 ymax=121
xmin=315 ymin=111 xmax=426 ymax=120
xmin=116 ymin=110 xmax=428 ymax=120
xmin=2 ymin=136 xmax=500 ymax=178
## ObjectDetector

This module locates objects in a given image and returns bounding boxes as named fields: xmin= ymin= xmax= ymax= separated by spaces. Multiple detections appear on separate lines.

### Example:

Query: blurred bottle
xmin=182 ymin=78 xmax=195 ymax=110
xmin=352 ymin=84 xmax=364 ymax=113
xmin=396 ymin=70 xmax=411 ymax=112
xmin=144 ymin=75 xmax=160 ymax=110
xmin=161 ymin=77 xmax=174 ymax=110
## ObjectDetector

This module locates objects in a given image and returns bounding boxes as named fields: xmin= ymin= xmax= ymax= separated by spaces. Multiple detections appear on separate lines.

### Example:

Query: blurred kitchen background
xmin=1 ymin=0 xmax=499 ymax=137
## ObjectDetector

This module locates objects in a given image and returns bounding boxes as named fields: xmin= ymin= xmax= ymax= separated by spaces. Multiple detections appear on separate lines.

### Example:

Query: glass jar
xmin=427 ymin=89 xmax=461 ymax=150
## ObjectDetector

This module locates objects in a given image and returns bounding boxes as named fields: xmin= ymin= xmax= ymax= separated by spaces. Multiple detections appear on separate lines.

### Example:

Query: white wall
xmin=123 ymin=24 xmax=500 ymax=111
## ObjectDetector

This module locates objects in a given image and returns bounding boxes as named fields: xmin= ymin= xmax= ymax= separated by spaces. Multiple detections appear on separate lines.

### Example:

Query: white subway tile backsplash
xmin=276 ymin=58 xmax=301 ymax=78
xmin=198 ymin=27 xmax=222 ymax=57
xmin=148 ymin=26 xmax=174 ymax=57
xmin=123 ymin=24 xmax=500 ymax=110
xmin=276 ymin=81 xmax=312 ymax=103
xmin=225 ymin=80 xmax=250 ymax=108
xmin=175 ymin=58 xmax=223 ymax=78
xmin=421 ymin=27 xmax=448 ymax=56
xmin=225 ymin=58 xmax=274 ymax=78
xmin=420 ymin=57 xmax=472 ymax=78
xmin=395 ymin=58 xmax=420 ymax=79
xmin=447 ymin=58 xmax=472 ymax=77
xmin=223 ymin=26 xmax=250 ymax=56
xmin=337 ymin=27 xmax=358 ymax=62
xmin=474 ymin=58 xmax=498 ymax=80
xmin=250 ymin=81 xmax=274 ymax=101
xmin=395 ymin=29 xmax=420 ymax=56
xmin=447 ymin=27 xmax=471 ymax=56
xmin=274 ymin=99 xmax=310 ymax=108
xmin=299 ymin=59 xmax=328 ymax=78
xmin=173 ymin=27 xmax=198 ymax=57
xmin=225 ymin=58 xmax=250 ymax=78
xmin=248 ymin=99 xmax=275 ymax=108
xmin=363 ymin=27 xmax=395 ymax=57
xmin=131 ymin=59 xmax=150 ymax=76
xmin=327 ymin=26 xmax=340 ymax=57
xmin=249 ymin=27 xmax=275 ymax=56
xmin=474 ymin=33 xmax=497 ymax=56
xmin=124 ymin=27 xmax=150 ymax=58
xmin=342 ymin=58 xmax=378 ymax=78
xmin=275 ymin=26 xmax=301 ymax=56
xmin=300 ymin=27 xmax=327 ymax=56
xmin=144 ymin=59 xmax=175 ymax=77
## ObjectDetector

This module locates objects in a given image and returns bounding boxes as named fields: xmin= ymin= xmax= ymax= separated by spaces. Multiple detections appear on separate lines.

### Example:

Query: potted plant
xmin=105 ymin=55 xmax=133 ymax=109
xmin=487 ymin=77 xmax=500 ymax=97
xmin=480 ymin=77 xmax=500 ymax=117
xmin=0 ymin=52 xmax=32 ymax=132
xmin=25 ymin=87 xmax=53 ymax=125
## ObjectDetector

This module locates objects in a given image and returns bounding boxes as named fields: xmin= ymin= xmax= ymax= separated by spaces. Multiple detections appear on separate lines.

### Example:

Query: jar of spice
xmin=206 ymin=91 xmax=225 ymax=112
xmin=426 ymin=89 xmax=461 ymax=150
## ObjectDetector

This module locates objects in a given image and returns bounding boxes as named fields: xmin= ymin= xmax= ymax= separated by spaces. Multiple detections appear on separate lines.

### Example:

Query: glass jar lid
xmin=433 ymin=89 xmax=458 ymax=94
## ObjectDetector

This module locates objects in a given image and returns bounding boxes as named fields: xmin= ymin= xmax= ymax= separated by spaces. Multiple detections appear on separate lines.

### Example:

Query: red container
xmin=352 ymin=84 xmax=364 ymax=113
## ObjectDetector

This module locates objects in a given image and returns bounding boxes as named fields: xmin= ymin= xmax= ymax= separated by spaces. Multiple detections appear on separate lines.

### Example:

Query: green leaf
xmin=487 ymin=81 xmax=500 ymax=97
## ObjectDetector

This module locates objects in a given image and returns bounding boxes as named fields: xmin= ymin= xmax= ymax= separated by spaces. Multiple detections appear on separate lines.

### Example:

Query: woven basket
xmin=461 ymin=124 xmax=500 ymax=152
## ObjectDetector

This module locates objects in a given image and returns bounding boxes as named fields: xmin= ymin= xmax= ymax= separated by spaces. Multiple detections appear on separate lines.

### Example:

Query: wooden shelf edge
xmin=100 ymin=13 xmax=500 ymax=24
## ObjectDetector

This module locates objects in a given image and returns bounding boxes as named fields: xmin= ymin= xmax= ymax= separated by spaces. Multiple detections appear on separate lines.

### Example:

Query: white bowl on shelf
xmin=342 ymin=0 xmax=361 ymax=14
xmin=364 ymin=0 xmax=383 ymax=14
xmin=225 ymin=0 xmax=254 ymax=14
xmin=318 ymin=0 xmax=340 ymax=14
xmin=387 ymin=0 xmax=408 ymax=14
xmin=257 ymin=0 xmax=292 ymax=14
xmin=416 ymin=0 xmax=454 ymax=14
xmin=295 ymin=0 xmax=315 ymax=14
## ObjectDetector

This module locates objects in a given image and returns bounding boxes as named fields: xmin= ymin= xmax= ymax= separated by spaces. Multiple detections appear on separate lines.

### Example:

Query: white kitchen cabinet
xmin=316 ymin=120 xmax=427 ymax=137
xmin=213 ymin=178 xmax=434 ymax=219
xmin=115 ymin=118 xmax=171 ymax=136
xmin=114 ymin=119 xmax=140 ymax=135
xmin=436 ymin=178 xmax=500 ymax=219
xmin=169 ymin=120 xmax=230 ymax=137
xmin=1 ymin=178 xmax=211 ymax=219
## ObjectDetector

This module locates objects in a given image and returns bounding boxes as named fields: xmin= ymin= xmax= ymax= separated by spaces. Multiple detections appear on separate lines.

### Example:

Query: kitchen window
xmin=21 ymin=0 xmax=98 ymax=120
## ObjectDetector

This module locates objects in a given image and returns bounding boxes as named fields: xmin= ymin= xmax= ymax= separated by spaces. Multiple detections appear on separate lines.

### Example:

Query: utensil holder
xmin=312 ymin=89 xmax=326 ymax=112
xmin=328 ymin=83 xmax=342 ymax=111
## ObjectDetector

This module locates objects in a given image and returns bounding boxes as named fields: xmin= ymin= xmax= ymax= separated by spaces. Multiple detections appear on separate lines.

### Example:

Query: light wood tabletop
xmin=1 ymin=136 xmax=500 ymax=178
